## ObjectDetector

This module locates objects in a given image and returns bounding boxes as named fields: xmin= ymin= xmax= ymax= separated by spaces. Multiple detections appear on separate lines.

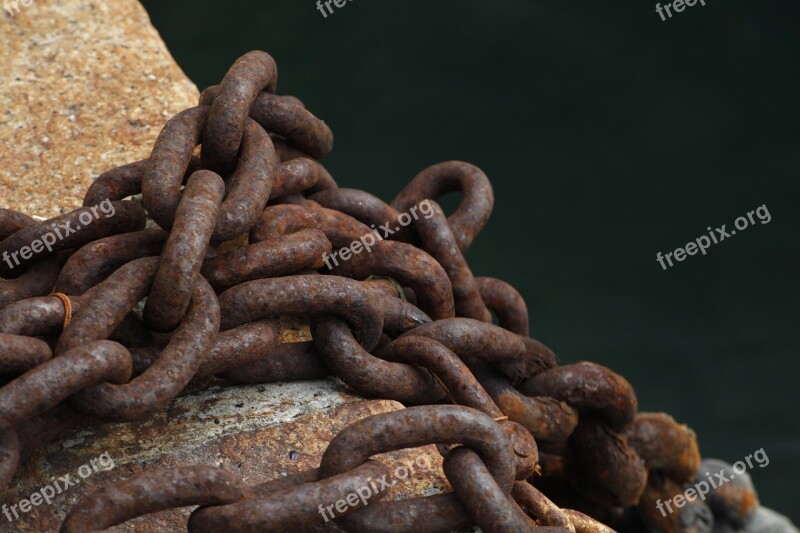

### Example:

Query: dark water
xmin=141 ymin=0 xmax=800 ymax=520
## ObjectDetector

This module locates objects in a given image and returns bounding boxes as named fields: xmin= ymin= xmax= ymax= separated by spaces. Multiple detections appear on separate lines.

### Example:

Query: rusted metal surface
xmin=218 ymin=276 xmax=384 ymax=350
xmin=0 ymin=334 xmax=52 ymax=374
xmin=512 ymin=481 xmax=576 ymax=531
xmin=54 ymin=229 xmax=168 ymax=296
xmin=202 ymin=51 xmax=278 ymax=174
xmin=82 ymin=160 xmax=150 ymax=207
xmin=412 ymin=200 xmax=491 ymax=322
xmin=318 ymin=405 xmax=516 ymax=533
xmin=0 ymin=49 xmax=789 ymax=533
xmin=270 ymin=158 xmax=321 ymax=198
xmin=519 ymin=362 xmax=638 ymax=430
xmin=313 ymin=316 xmax=444 ymax=405
xmin=329 ymin=239 xmax=456 ymax=321
xmin=0 ymin=341 xmax=132 ymax=487
xmin=566 ymin=416 xmax=647 ymax=507
xmin=378 ymin=335 xmax=500 ymax=416
xmin=201 ymin=228 xmax=330 ymax=291
xmin=476 ymin=276 xmax=530 ymax=336
xmin=624 ymin=412 xmax=701 ymax=482
xmin=390 ymin=161 xmax=494 ymax=253
xmin=637 ymin=474 xmax=714 ymax=533
xmin=142 ymin=106 xmax=210 ymax=231
xmin=309 ymin=188 xmax=415 ymax=244
xmin=0 ymin=255 xmax=61 ymax=310
xmin=0 ymin=209 xmax=36 ymax=240
xmin=144 ymin=170 xmax=224 ymax=332
xmin=188 ymin=461 xmax=392 ymax=532
xmin=210 ymin=119 xmax=278 ymax=243
xmin=402 ymin=318 xmax=558 ymax=384
xmin=83 ymin=158 xmax=205 ymax=208
xmin=61 ymin=465 xmax=248 ymax=533
xmin=200 ymin=86 xmax=333 ymax=161
xmin=0 ymin=341 xmax=132 ymax=431
xmin=55 ymin=258 xmax=160 ymax=355
xmin=0 ymin=295 xmax=86 ymax=337
xmin=468 ymin=358 xmax=579 ymax=443
xmin=70 ymin=277 xmax=219 ymax=422
xmin=0 ymin=201 xmax=146 ymax=275
xmin=444 ymin=447 xmax=537 ymax=532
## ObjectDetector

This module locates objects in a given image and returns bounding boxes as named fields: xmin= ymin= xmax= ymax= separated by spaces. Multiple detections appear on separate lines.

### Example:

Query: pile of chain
xmin=0 ymin=51 xmax=757 ymax=533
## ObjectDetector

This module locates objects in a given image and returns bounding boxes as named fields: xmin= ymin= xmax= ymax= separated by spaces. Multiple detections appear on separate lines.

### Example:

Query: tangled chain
xmin=0 ymin=51 xmax=746 ymax=532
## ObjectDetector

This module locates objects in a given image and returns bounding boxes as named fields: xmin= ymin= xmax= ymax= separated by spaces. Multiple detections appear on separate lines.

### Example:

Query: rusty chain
xmin=0 ymin=50 xmax=722 ymax=532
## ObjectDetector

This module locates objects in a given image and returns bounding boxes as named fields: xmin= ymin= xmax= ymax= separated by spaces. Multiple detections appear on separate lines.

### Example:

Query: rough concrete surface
xmin=0 ymin=0 xmax=198 ymax=217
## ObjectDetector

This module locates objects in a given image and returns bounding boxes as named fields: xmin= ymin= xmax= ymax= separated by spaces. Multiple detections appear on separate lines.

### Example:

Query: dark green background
xmin=140 ymin=0 xmax=799 ymax=520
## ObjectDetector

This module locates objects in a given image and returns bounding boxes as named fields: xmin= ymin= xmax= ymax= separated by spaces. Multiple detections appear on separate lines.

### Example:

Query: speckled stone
xmin=7 ymin=380 xmax=448 ymax=532
xmin=0 ymin=0 xmax=199 ymax=217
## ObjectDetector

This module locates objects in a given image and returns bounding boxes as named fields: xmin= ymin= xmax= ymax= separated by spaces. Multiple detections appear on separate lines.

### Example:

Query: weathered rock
xmin=1 ymin=0 xmax=197 ymax=216
xmin=4 ymin=380 xmax=447 ymax=532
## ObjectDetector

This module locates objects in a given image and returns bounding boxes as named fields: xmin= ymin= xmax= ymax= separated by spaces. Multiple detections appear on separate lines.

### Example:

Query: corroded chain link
xmin=0 ymin=50 xmax=728 ymax=533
